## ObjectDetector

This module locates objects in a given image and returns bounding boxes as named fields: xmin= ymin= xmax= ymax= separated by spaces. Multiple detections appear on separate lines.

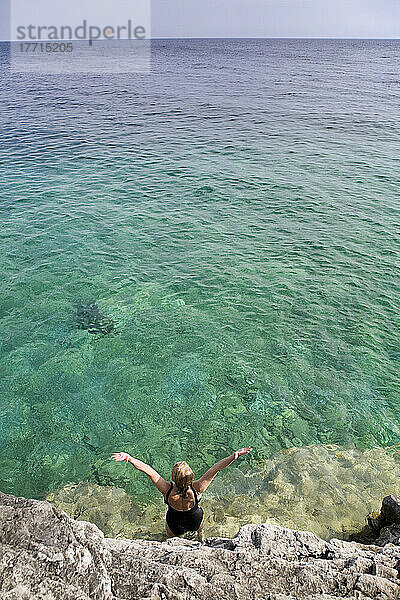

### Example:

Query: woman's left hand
xmin=234 ymin=447 xmax=252 ymax=460
xmin=112 ymin=452 xmax=132 ymax=463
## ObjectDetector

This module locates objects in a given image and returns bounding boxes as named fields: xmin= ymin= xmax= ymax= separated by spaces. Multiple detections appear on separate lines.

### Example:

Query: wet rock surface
xmin=2 ymin=492 xmax=400 ymax=600
xmin=351 ymin=495 xmax=400 ymax=547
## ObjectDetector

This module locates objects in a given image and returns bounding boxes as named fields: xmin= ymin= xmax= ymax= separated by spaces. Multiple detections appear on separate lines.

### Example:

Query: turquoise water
xmin=0 ymin=39 xmax=399 ymax=503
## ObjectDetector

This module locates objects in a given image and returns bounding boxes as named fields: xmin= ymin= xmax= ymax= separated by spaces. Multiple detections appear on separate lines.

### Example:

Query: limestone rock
xmin=378 ymin=495 xmax=400 ymax=527
xmin=0 ymin=492 xmax=113 ymax=600
xmin=2 ymin=491 xmax=400 ymax=599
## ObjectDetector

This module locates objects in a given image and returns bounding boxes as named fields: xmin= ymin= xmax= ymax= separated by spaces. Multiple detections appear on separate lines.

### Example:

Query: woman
xmin=112 ymin=447 xmax=252 ymax=538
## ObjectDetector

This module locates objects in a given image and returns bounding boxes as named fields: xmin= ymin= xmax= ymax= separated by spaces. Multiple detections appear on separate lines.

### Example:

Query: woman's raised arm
xmin=112 ymin=452 xmax=170 ymax=496
xmin=193 ymin=447 xmax=252 ymax=494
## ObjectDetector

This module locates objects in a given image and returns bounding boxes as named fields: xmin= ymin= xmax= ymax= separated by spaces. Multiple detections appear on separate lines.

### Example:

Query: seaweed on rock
xmin=75 ymin=301 xmax=116 ymax=336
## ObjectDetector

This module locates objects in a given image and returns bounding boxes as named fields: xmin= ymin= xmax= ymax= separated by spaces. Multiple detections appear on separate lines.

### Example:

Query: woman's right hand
xmin=234 ymin=447 xmax=252 ymax=460
xmin=112 ymin=452 xmax=132 ymax=463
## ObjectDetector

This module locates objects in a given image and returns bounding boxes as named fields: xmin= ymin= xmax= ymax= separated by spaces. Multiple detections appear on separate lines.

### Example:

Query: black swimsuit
xmin=164 ymin=482 xmax=204 ymax=536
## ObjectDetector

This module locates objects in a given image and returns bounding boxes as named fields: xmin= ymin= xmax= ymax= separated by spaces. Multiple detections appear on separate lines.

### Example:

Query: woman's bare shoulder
xmin=192 ymin=481 xmax=202 ymax=497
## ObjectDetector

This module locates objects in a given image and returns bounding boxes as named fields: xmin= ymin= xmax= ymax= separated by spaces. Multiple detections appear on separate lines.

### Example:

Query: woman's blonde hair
xmin=172 ymin=461 xmax=193 ymax=498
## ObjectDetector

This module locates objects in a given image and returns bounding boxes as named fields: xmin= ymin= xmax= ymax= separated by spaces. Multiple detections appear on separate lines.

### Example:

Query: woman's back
xmin=165 ymin=482 xmax=202 ymax=511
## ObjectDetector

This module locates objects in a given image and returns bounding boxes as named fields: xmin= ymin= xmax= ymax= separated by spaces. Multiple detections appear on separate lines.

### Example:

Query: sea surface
xmin=0 ymin=39 xmax=399 ymax=513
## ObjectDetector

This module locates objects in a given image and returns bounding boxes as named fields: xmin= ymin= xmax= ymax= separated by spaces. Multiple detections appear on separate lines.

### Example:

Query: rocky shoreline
xmin=2 ymin=491 xmax=400 ymax=599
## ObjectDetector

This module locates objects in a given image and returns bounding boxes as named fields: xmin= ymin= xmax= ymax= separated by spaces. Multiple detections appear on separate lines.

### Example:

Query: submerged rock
xmin=46 ymin=445 xmax=400 ymax=542
xmin=208 ymin=444 xmax=400 ymax=540
xmin=46 ymin=482 xmax=143 ymax=539
xmin=75 ymin=301 xmax=116 ymax=335
xmin=2 ymin=491 xmax=400 ymax=600
xmin=352 ymin=495 xmax=400 ymax=546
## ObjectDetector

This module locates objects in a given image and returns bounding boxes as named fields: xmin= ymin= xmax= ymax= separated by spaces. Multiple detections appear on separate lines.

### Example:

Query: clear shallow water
xmin=0 ymin=39 xmax=399 ymax=504
xmin=46 ymin=444 xmax=400 ymax=541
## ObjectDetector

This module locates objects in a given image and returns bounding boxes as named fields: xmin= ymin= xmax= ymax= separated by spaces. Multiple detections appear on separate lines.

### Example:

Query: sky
xmin=1 ymin=0 xmax=400 ymax=40
xmin=152 ymin=0 xmax=400 ymax=39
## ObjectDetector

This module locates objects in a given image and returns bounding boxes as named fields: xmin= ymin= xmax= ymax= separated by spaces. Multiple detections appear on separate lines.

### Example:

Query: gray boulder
xmin=1 ymin=491 xmax=400 ymax=600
